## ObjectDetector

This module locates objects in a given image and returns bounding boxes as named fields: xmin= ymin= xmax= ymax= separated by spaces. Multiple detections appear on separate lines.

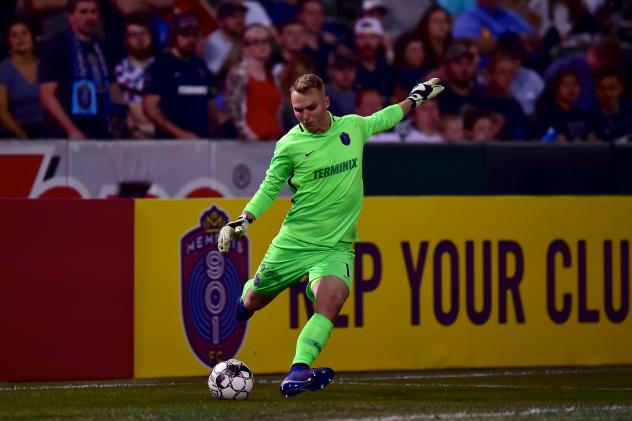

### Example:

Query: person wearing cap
xmin=216 ymin=73 xmax=444 ymax=398
xmin=361 ymin=0 xmax=394 ymax=62
xmin=143 ymin=13 xmax=219 ymax=139
xmin=354 ymin=16 xmax=393 ymax=100
xmin=39 ymin=0 xmax=113 ymax=139
xmin=203 ymin=2 xmax=248 ymax=80
xmin=436 ymin=39 xmax=485 ymax=115
xmin=325 ymin=50 xmax=358 ymax=116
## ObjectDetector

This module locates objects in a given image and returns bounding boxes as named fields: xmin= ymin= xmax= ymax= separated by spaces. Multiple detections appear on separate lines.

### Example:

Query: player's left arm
xmin=361 ymin=78 xmax=444 ymax=138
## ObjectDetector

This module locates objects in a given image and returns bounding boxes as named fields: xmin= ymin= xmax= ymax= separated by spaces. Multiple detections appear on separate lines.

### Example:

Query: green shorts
xmin=242 ymin=232 xmax=354 ymax=302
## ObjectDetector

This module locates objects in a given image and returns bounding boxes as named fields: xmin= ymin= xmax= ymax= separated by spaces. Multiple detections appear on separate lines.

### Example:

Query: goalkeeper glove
xmin=218 ymin=214 xmax=252 ymax=253
xmin=407 ymin=78 xmax=444 ymax=109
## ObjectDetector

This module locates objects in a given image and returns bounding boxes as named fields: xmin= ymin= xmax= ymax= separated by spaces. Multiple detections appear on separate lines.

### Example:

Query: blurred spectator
xmin=529 ymin=0 xmax=599 ymax=41
xmin=413 ymin=5 xmax=453 ymax=70
xmin=483 ymin=52 xmax=527 ymax=140
xmin=39 ymin=0 xmax=112 ymax=139
xmin=203 ymin=2 xmax=247 ymax=81
xmin=358 ymin=87 xmax=399 ymax=142
xmin=495 ymin=32 xmax=544 ymax=117
xmin=0 ymin=18 xmax=44 ymax=139
xmin=233 ymin=0 xmax=273 ymax=28
xmin=590 ymin=68 xmax=632 ymax=142
xmin=406 ymin=100 xmax=443 ymax=143
xmin=354 ymin=17 xmax=393 ymax=100
xmin=325 ymin=50 xmax=357 ymax=116
xmin=378 ymin=0 xmax=433 ymax=39
xmin=298 ymin=0 xmax=337 ymax=79
xmin=545 ymin=37 xmax=623 ymax=112
xmin=391 ymin=32 xmax=429 ymax=103
xmin=27 ymin=0 xmax=71 ymax=41
xmin=463 ymin=106 xmax=494 ymax=142
xmin=278 ymin=53 xmax=314 ymax=132
xmin=452 ymin=0 xmax=534 ymax=55
xmin=112 ymin=0 xmax=176 ymax=55
xmin=361 ymin=0 xmax=394 ymax=62
xmin=355 ymin=87 xmax=382 ymax=117
xmin=440 ymin=113 xmax=464 ymax=142
xmin=265 ymin=0 xmax=299 ymax=26
xmin=113 ymin=16 xmax=155 ymax=139
xmin=225 ymin=23 xmax=281 ymax=140
xmin=0 ymin=2 xmax=18 ymax=59
xmin=271 ymin=19 xmax=307 ymax=79
xmin=438 ymin=0 xmax=475 ymax=16
xmin=533 ymin=69 xmax=594 ymax=142
xmin=436 ymin=40 xmax=485 ymax=115
xmin=173 ymin=0 xmax=216 ymax=36
xmin=143 ymin=13 xmax=218 ymax=139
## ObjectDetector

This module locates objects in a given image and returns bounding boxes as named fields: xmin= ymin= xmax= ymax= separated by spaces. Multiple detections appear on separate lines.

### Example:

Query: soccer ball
xmin=208 ymin=359 xmax=254 ymax=400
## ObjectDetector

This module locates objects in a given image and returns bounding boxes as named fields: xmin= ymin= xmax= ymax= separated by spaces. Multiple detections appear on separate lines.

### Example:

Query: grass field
xmin=2 ymin=367 xmax=632 ymax=420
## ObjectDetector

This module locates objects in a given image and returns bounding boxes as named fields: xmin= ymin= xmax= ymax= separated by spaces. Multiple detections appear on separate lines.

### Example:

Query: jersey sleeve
xmin=359 ymin=104 xmax=404 ymax=141
xmin=244 ymin=140 xmax=293 ymax=219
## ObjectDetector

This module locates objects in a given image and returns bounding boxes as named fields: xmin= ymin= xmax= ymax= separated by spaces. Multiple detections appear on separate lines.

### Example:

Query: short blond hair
xmin=290 ymin=74 xmax=325 ymax=95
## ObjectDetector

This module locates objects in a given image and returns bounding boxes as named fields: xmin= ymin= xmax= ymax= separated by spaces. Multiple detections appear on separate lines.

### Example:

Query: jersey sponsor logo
xmin=313 ymin=158 xmax=358 ymax=180
xmin=340 ymin=132 xmax=351 ymax=145
xmin=305 ymin=150 xmax=315 ymax=157
xmin=180 ymin=205 xmax=250 ymax=368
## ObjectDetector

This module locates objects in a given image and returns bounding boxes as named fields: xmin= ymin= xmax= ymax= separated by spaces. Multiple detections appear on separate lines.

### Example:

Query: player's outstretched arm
xmin=218 ymin=211 xmax=255 ymax=253
xmin=399 ymin=78 xmax=445 ymax=114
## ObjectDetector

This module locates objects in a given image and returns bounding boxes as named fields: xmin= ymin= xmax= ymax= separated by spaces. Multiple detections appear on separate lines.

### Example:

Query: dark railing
xmin=363 ymin=143 xmax=632 ymax=195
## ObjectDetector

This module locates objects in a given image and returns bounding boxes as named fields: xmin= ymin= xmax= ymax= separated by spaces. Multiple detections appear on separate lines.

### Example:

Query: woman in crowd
xmin=533 ymin=68 xmax=594 ymax=142
xmin=413 ymin=5 xmax=453 ymax=71
xmin=225 ymin=23 xmax=282 ymax=140
xmin=391 ymin=32 xmax=429 ymax=103
xmin=0 ymin=18 xmax=43 ymax=139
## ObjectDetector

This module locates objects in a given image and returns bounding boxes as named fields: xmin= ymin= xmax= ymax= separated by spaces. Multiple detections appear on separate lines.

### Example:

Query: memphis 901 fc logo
xmin=180 ymin=205 xmax=249 ymax=368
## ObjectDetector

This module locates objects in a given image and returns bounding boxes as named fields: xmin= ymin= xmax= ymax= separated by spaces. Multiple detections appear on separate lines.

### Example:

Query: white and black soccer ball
xmin=208 ymin=359 xmax=254 ymax=400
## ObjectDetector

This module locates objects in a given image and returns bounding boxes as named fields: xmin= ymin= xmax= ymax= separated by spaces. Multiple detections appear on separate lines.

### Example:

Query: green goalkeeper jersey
xmin=244 ymin=104 xmax=404 ymax=246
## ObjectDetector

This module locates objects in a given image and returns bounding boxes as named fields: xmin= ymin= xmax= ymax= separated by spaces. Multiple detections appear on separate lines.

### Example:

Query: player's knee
xmin=315 ymin=294 xmax=346 ymax=320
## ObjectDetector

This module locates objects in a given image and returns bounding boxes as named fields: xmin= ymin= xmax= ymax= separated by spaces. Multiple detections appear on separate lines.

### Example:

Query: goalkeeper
xmin=218 ymin=74 xmax=443 ymax=397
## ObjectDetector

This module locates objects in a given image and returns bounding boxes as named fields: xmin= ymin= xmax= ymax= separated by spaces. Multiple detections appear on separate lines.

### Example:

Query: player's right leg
xmin=235 ymin=280 xmax=276 ymax=322
xmin=236 ymin=235 xmax=308 ymax=322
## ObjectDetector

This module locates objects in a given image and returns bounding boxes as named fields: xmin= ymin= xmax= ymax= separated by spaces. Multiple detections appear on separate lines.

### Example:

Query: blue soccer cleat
xmin=279 ymin=366 xmax=335 ymax=397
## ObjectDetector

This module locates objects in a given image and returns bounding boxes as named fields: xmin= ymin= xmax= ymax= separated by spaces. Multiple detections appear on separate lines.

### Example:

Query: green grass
xmin=2 ymin=367 xmax=632 ymax=420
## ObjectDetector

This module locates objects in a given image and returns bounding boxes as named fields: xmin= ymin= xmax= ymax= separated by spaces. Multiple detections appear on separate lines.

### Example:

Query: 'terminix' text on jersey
xmin=244 ymin=104 xmax=404 ymax=246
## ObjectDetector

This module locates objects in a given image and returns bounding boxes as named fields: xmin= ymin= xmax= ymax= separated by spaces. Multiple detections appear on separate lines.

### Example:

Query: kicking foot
xmin=279 ymin=367 xmax=335 ymax=398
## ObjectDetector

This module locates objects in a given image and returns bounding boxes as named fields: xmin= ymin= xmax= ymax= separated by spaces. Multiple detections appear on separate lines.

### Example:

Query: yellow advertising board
xmin=134 ymin=197 xmax=632 ymax=378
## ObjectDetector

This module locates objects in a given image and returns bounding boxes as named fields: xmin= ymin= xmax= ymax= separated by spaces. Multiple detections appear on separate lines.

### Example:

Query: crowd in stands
xmin=0 ymin=0 xmax=630 ymax=143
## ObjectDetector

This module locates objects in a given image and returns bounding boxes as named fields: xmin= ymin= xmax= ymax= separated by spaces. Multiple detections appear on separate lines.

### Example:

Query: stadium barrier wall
xmin=135 ymin=197 xmax=632 ymax=378
xmin=2 ymin=197 xmax=630 ymax=381
xmin=1 ymin=141 xmax=632 ymax=198
xmin=0 ymin=200 xmax=134 ymax=382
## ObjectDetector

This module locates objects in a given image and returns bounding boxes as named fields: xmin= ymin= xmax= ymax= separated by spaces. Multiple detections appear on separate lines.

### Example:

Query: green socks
xmin=292 ymin=313 xmax=334 ymax=366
